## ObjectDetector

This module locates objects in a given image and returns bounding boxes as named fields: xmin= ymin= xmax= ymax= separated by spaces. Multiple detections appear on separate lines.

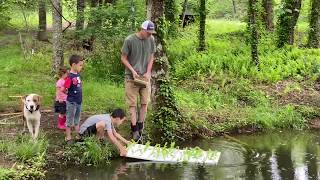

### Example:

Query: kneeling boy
xmin=79 ymin=108 xmax=129 ymax=156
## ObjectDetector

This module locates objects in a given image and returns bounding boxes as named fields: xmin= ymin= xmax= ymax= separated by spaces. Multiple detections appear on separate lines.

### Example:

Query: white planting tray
xmin=126 ymin=144 xmax=221 ymax=165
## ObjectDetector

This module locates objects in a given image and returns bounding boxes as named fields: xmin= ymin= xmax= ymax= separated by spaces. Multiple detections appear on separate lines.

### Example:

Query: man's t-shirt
xmin=79 ymin=114 xmax=114 ymax=134
xmin=121 ymin=34 xmax=156 ymax=79
xmin=64 ymin=72 xmax=82 ymax=104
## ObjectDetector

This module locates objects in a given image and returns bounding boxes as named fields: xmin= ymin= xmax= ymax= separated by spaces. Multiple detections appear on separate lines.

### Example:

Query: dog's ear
xmin=21 ymin=95 xmax=27 ymax=103
xmin=36 ymin=95 xmax=43 ymax=104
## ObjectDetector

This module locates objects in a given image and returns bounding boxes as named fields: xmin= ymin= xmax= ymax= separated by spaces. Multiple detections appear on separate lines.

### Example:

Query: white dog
xmin=22 ymin=94 xmax=42 ymax=140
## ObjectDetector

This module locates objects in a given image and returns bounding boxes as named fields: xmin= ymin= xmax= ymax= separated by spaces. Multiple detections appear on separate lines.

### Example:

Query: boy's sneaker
xmin=65 ymin=139 xmax=74 ymax=145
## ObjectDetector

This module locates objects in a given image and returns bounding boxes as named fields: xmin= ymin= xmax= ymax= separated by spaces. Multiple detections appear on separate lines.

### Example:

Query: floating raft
xmin=126 ymin=144 xmax=221 ymax=165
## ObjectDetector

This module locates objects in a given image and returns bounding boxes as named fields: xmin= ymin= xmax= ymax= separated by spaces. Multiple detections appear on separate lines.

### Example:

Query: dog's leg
xmin=22 ymin=115 xmax=27 ymax=133
xmin=34 ymin=120 xmax=40 ymax=140
xmin=26 ymin=119 xmax=34 ymax=139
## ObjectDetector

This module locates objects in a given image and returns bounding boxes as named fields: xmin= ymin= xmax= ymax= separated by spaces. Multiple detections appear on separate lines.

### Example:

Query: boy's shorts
xmin=54 ymin=101 xmax=66 ymax=114
xmin=66 ymin=101 xmax=82 ymax=127
xmin=80 ymin=124 xmax=97 ymax=137
xmin=125 ymin=79 xmax=151 ymax=107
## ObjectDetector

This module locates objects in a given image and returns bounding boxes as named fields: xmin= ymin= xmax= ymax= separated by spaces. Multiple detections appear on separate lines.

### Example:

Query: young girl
xmin=55 ymin=67 xmax=68 ymax=130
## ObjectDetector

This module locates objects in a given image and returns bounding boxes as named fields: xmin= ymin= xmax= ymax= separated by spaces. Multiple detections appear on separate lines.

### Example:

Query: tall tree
xmin=76 ymin=0 xmax=85 ymax=34
xmin=276 ymin=0 xmax=302 ymax=48
xmin=147 ymin=0 xmax=185 ymax=142
xmin=52 ymin=0 xmax=63 ymax=73
xmin=37 ymin=0 xmax=47 ymax=41
xmin=307 ymin=0 xmax=320 ymax=48
xmin=198 ymin=0 xmax=206 ymax=51
xmin=232 ymin=0 xmax=237 ymax=19
xmin=248 ymin=0 xmax=259 ymax=65
xmin=262 ymin=0 xmax=274 ymax=31
xmin=164 ymin=0 xmax=178 ymax=34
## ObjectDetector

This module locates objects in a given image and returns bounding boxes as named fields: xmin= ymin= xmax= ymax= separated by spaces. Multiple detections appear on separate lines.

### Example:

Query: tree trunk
xmin=147 ymin=0 xmax=185 ymax=142
xmin=276 ymin=0 xmax=302 ymax=47
xmin=76 ymin=0 xmax=85 ymax=32
xmin=198 ymin=0 xmax=206 ymax=51
xmin=52 ymin=0 xmax=64 ymax=73
xmin=248 ymin=0 xmax=259 ymax=65
xmin=232 ymin=0 xmax=237 ymax=19
xmin=262 ymin=0 xmax=274 ymax=31
xmin=307 ymin=0 xmax=320 ymax=48
xmin=164 ymin=0 xmax=178 ymax=34
xmin=37 ymin=0 xmax=47 ymax=41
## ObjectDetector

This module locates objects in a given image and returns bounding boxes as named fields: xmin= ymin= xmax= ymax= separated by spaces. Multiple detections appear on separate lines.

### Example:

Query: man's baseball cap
xmin=141 ymin=20 xmax=156 ymax=34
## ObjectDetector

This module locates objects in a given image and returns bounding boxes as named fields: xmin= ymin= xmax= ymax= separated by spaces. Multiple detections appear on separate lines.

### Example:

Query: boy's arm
xmin=107 ymin=130 xmax=127 ymax=156
xmin=112 ymin=128 xmax=130 ymax=145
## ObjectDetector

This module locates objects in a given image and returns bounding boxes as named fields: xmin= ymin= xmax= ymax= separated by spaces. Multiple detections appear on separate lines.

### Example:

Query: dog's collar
xmin=25 ymin=104 xmax=40 ymax=113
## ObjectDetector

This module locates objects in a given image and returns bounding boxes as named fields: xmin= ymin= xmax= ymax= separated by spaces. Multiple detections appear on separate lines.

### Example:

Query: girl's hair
xmin=58 ymin=66 xmax=68 ymax=78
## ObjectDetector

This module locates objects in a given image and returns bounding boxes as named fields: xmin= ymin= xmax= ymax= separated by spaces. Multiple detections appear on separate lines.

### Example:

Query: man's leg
xmin=125 ymin=80 xmax=140 ymax=140
xmin=96 ymin=123 xmax=105 ymax=139
xmin=138 ymin=82 xmax=151 ymax=134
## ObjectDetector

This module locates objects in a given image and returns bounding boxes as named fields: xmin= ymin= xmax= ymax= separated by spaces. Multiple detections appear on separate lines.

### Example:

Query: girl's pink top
xmin=56 ymin=78 xmax=67 ymax=101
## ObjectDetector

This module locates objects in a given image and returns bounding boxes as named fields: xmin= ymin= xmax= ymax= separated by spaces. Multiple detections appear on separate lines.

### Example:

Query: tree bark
xmin=37 ymin=0 xmax=48 ymax=41
xmin=262 ymin=0 xmax=274 ymax=31
xmin=248 ymin=0 xmax=259 ymax=65
xmin=164 ymin=0 xmax=178 ymax=34
xmin=52 ymin=0 xmax=64 ymax=73
xmin=198 ymin=0 xmax=206 ymax=51
xmin=76 ymin=0 xmax=85 ymax=32
xmin=276 ymin=0 xmax=302 ymax=47
xmin=232 ymin=0 xmax=237 ymax=19
xmin=307 ymin=0 xmax=320 ymax=48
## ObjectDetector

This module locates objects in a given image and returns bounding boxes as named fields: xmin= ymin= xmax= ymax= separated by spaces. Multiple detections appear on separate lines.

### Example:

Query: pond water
xmin=46 ymin=130 xmax=320 ymax=180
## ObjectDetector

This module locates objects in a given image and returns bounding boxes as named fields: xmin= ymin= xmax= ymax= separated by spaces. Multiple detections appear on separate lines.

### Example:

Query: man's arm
xmin=121 ymin=53 xmax=139 ymax=79
xmin=112 ymin=128 xmax=130 ymax=144
xmin=143 ymin=53 xmax=155 ymax=80
xmin=107 ymin=130 xmax=127 ymax=156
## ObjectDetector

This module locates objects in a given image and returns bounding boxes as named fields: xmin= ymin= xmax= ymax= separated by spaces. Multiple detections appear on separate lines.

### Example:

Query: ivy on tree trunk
xmin=52 ymin=0 xmax=64 ymax=74
xmin=307 ymin=0 xmax=320 ymax=48
xmin=276 ymin=0 xmax=302 ymax=48
xmin=248 ymin=0 xmax=259 ymax=65
xmin=198 ymin=0 xmax=206 ymax=51
xmin=147 ymin=0 xmax=186 ymax=142
xmin=164 ymin=0 xmax=178 ymax=35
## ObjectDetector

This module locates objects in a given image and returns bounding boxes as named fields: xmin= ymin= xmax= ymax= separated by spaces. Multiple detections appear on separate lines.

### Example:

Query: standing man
xmin=121 ymin=20 xmax=156 ymax=141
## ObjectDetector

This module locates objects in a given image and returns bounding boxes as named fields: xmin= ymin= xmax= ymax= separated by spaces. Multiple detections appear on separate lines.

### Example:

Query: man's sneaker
xmin=137 ymin=122 xmax=144 ymax=136
xmin=132 ymin=131 xmax=140 ymax=142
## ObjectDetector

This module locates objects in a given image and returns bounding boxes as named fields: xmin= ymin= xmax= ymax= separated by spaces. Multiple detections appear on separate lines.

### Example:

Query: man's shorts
xmin=125 ymin=79 xmax=151 ymax=107
xmin=54 ymin=101 xmax=66 ymax=114
xmin=80 ymin=124 xmax=97 ymax=137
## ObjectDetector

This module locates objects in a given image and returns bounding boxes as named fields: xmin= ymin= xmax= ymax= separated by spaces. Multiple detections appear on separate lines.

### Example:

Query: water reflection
xmin=47 ymin=131 xmax=320 ymax=180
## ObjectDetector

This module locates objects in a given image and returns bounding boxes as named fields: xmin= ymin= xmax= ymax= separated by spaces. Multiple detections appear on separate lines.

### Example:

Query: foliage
xmin=63 ymin=137 xmax=117 ymax=166
xmin=0 ymin=135 xmax=48 ymax=179
xmin=169 ymin=20 xmax=320 ymax=83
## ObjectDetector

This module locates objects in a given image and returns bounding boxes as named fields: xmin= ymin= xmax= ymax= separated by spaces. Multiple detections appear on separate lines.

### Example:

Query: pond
xmin=46 ymin=130 xmax=320 ymax=180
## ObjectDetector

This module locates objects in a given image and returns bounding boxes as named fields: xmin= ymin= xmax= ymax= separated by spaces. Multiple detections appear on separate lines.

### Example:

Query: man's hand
xmin=143 ymin=71 xmax=151 ymax=80
xmin=132 ymin=70 xmax=139 ymax=79
xmin=120 ymin=148 xmax=127 ymax=157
